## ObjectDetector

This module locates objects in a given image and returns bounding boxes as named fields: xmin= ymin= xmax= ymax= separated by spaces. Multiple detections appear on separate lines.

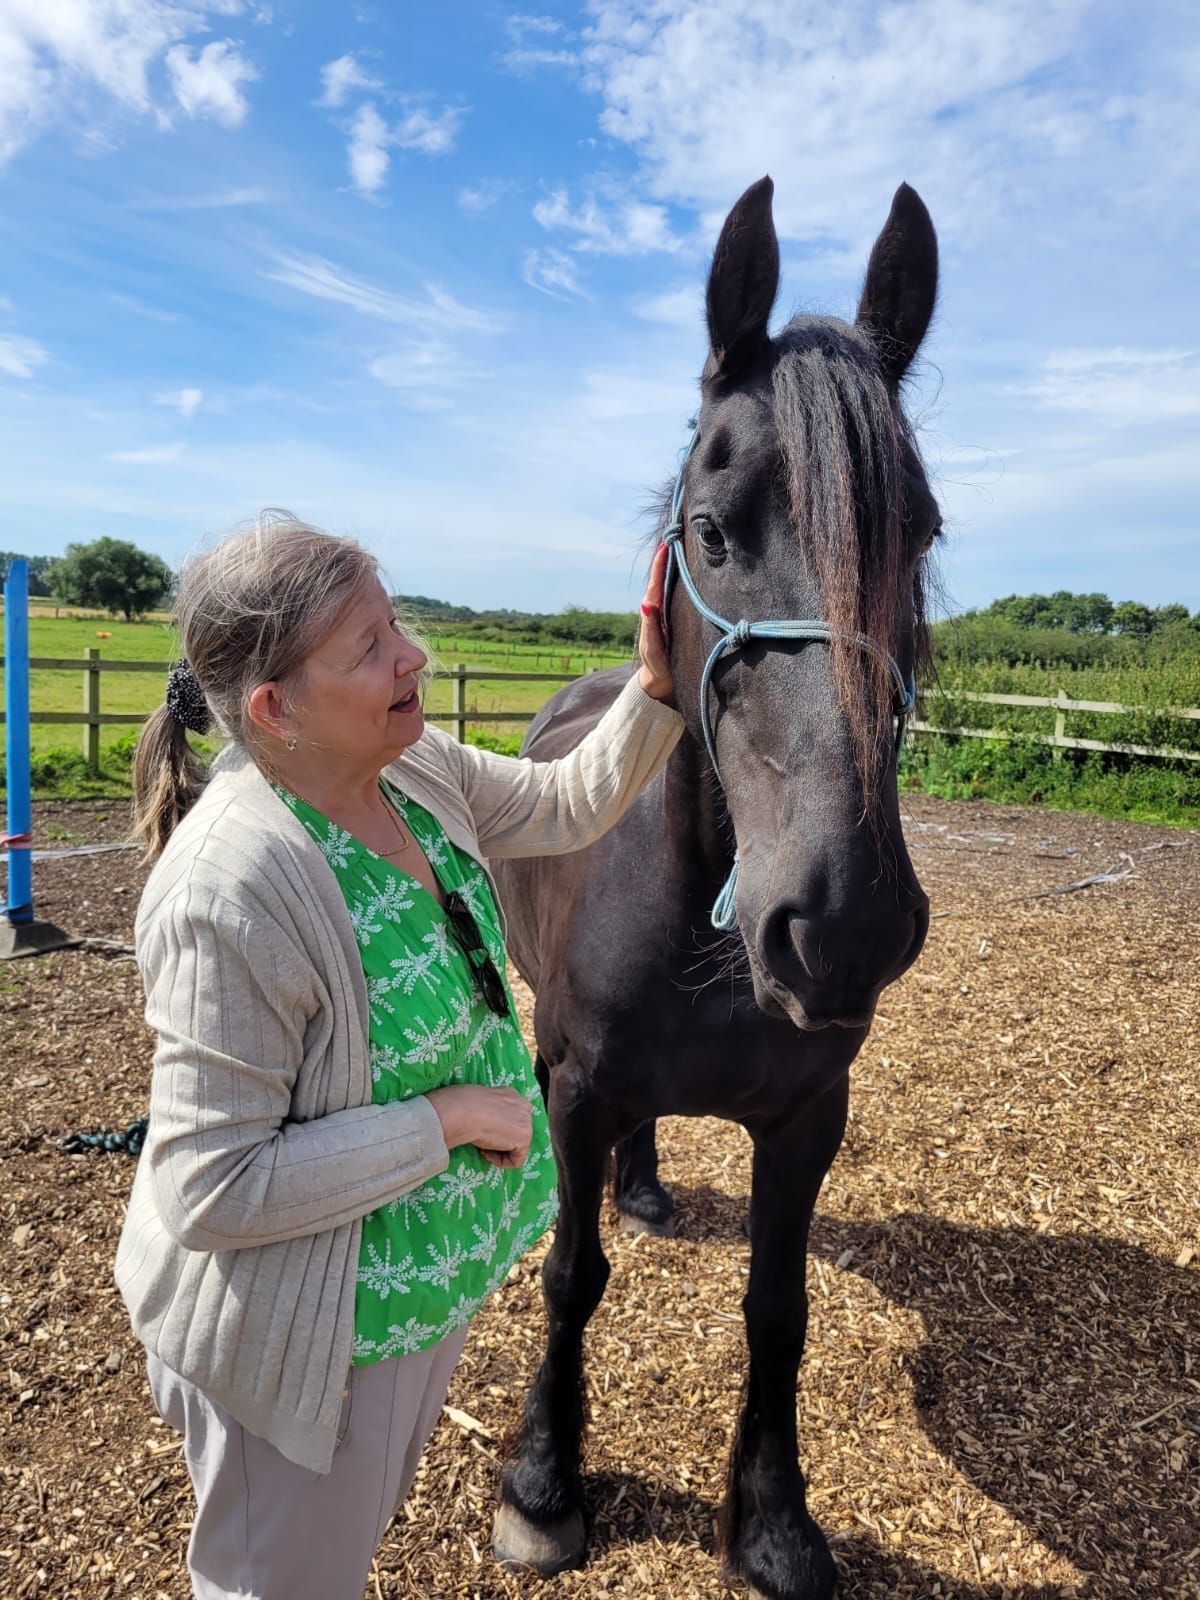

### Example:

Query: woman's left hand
xmin=637 ymin=544 xmax=674 ymax=705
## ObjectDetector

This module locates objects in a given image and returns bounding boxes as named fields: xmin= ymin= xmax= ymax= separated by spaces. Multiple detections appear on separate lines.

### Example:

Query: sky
xmin=0 ymin=0 xmax=1195 ymax=616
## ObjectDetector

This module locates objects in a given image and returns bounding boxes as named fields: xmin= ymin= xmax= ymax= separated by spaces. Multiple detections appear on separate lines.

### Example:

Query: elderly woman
xmin=117 ymin=512 xmax=681 ymax=1600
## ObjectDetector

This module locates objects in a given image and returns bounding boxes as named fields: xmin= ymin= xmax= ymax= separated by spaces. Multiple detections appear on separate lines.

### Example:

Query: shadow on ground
xmin=811 ymin=1213 xmax=1199 ymax=1597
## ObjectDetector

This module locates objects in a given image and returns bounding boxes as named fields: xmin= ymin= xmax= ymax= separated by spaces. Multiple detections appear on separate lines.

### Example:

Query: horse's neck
xmin=663 ymin=728 xmax=737 ymax=909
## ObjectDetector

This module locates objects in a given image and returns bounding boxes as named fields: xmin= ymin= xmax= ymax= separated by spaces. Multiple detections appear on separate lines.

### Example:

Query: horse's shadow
xmin=587 ymin=1207 xmax=1197 ymax=1597
xmin=654 ymin=1179 xmax=749 ymax=1243
xmin=810 ymin=1213 xmax=1200 ymax=1597
xmin=581 ymin=1476 xmax=1060 ymax=1599
xmin=581 ymin=1474 xmax=1064 ymax=1598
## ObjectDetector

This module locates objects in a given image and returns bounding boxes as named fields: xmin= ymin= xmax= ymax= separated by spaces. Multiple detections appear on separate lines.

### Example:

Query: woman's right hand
xmin=425 ymin=1085 xmax=533 ymax=1169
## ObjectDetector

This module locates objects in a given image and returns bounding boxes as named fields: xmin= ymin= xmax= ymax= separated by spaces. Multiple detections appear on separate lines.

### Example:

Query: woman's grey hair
xmin=133 ymin=510 xmax=387 ymax=860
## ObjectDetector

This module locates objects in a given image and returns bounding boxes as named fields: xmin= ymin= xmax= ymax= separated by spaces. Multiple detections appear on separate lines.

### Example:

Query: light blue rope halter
xmin=661 ymin=428 xmax=917 ymax=933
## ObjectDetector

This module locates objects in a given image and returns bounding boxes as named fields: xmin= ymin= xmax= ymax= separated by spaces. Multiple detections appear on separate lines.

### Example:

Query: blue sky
xmin=0 ymin=0 xmax=1195 ymax=615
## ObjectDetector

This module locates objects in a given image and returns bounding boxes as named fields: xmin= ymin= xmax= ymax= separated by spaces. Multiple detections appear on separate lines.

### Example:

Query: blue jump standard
xmin=2 ymin=558 xmax=73 ymax=960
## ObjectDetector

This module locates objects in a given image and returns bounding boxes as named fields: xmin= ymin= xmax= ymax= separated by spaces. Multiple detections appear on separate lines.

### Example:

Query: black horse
xmin=492 ymin=176 xmax=941 ymax=1600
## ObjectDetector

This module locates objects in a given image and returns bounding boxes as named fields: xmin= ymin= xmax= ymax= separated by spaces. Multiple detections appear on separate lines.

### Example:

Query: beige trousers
xmin=147 ymin=1327 xmax=469 ymax=1600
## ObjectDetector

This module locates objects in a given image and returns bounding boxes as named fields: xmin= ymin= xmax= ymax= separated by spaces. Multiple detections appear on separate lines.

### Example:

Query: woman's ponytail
xmin=131 ymin=702 xmax=208 ymax=862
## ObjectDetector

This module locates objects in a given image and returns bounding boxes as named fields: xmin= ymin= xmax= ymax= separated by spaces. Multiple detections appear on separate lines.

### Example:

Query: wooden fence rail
xmin=0 ymin=657 xmax=585 ymax=766
xmin=2 ymin=656 xmax=1199 ymax=769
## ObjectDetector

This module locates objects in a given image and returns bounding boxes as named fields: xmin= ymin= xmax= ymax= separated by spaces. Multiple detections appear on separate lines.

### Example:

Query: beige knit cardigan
xmin=115 ymin=675 xmax=682 ymax=1472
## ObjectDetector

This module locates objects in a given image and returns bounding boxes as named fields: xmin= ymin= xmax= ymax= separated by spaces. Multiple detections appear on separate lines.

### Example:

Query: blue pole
xmin=4 ymin=558 xmax=33 ymax=925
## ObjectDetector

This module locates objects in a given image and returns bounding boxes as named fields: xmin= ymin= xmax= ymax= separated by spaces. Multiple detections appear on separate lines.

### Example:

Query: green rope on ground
xmin=58 ymin=1115 xmax=148 ymax=1156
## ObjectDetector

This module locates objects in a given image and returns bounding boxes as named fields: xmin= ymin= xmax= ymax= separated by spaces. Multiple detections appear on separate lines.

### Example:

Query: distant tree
xmin=47 ymin=537 xmax=173 ymax=622
xmin=1075 ymin=593 xmax=1115 ymax=633
xmin=986 ymin=591 xmax=1115 ymax=634
xmin=1110 ymin=600 xmax=1154 ymax=638
xmin=1151 ymin=603 xmax=1189 ymax=631
xmin=1 ymin=552 xmax=55 ymax=596
xmin=991 ymin=593 xmax=1047 ymax=629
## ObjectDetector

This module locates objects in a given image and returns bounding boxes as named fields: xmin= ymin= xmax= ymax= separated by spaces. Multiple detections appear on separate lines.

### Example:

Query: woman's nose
xmin=400 ymin=639 xmax=427 ymax=675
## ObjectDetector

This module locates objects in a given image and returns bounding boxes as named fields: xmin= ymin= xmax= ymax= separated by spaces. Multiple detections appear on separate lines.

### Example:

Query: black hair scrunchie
xmin=165 ymin=658 xmax=212 ymax=736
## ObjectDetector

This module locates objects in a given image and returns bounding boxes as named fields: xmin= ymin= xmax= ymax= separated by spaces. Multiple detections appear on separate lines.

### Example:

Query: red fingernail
xmin=641 ymin=603 xmax=655 ymax=619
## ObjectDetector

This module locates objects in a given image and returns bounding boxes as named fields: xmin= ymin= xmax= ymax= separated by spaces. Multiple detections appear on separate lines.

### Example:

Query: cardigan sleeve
xmin=138 ymin=883 xmax=449 ymax=1252
xmin=450 ymin=673 xmax=684 ymax=859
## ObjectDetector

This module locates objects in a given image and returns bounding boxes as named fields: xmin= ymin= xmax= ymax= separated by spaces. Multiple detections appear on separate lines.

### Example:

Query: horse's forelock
xmin=771 ymin=317 xmax=928 ymax=806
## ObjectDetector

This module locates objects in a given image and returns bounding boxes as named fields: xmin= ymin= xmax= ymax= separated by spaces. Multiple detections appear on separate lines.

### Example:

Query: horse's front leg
xmin=613 ymin=1119 xmax=675 ymax=1237
xmin=720 ymin=1080 xmax=849 ymax=1600
xmin=494 ymin=1062 xmax=613 ymax=1576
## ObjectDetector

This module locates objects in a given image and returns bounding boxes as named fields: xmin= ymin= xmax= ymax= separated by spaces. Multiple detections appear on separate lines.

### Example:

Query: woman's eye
xmin=690 ymin=515 xmax=727 ymax=565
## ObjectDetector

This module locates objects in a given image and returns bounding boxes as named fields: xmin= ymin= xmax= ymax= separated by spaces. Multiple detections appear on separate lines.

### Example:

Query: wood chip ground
xmin=1 ymin=796 xmax=1197 ymax=1599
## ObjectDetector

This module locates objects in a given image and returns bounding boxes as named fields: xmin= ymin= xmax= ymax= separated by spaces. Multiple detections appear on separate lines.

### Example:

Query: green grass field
xmin=4 ymin=608 xmax=1198 ymax=823
xmin=0 ymin=611 xmax=632 ymax=792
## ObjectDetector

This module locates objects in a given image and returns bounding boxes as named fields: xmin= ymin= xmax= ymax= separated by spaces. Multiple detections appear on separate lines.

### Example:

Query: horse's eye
xmin=690 ymin=515 xmax=727 ymax=566
xmin=917 ymin=517 xmax=943 ymax=556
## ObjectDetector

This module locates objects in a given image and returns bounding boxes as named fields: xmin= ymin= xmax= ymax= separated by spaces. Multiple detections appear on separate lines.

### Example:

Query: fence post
xmin=1052 ymin=688 xmax=1067 ymax=762
xmin=453 ymin=663 xmax=467 ymax=743
xmin=83 ymin=646 xmax=101 ymax=772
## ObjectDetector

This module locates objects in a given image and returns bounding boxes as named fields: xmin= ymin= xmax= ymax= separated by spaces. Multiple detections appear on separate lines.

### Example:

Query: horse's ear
xmin=856 ymin=183 xmax=938 ymax=384
xmin=705 ymin=176 xmax=779 ymax=378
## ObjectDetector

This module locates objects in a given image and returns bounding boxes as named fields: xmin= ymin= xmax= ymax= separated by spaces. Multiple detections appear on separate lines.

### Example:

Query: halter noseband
xmin=661 ymin=428 xmax=917 ymax=933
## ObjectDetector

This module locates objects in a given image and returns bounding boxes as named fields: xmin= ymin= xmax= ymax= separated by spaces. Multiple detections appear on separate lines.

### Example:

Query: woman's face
xmin=288 ymin=581 xmax=429 ymax=769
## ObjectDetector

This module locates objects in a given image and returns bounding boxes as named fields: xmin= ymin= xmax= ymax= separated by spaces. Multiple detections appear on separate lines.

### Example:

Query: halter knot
xmin=731 ymin=619 xmax=752 ymax=646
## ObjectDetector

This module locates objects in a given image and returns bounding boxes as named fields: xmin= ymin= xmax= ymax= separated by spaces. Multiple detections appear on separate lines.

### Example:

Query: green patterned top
xmin=275 ymin=780 xmax=557 ymax=1364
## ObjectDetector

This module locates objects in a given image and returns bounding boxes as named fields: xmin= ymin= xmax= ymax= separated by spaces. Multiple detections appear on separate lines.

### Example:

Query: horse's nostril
xmin=787 ymin=913 xmax=832 ymax=982
xmin=760 ymin=906 xmax=818 ymax=984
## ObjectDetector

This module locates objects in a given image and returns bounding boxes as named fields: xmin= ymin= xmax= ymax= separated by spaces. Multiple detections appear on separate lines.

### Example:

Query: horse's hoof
xmin=617 ymin=1210 xmax=676 ymax=1239
xmin=493 ymin=1502 xmax=586 ymax=1576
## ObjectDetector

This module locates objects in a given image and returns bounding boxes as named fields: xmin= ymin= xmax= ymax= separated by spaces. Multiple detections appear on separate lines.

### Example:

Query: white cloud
xmin=632 ymin=283 xmax=701 ymax=328
xmin=0 ymin=334 xmax=47 ymax=376
xmin=339 ymin=100 xmax=464 ymax=195
xmin=393 ymin=104 xmax=463 ymax=155
xmin=577 ymin=0 xmax=1192 ymax=248
xmin=0 ymin=1 xmax=256 ymax=162
xmin=318 ymin=52 xmax=382 ymax=108
xmin=264 ymin=252 xmax=504 ymax=334
xmin=165 ymin=40 xmax=259 ymax=127
xmin=1022 ymin=348 xmax=1200 ymax=422
xmin=156 ymin=387 xmax=204 ymax=419
xmin=369 ymin=341 xmax=492 ymax=410
xmin=347 ymin=102 xmax=390 ymax=194
xmin=507 ymin=13 xmax=565 ymax=37
xmin=502 ymin=11 xmax=577 ymax=70
xmin=107 ymin=292 xmax=183 ymax=323
xmin=131 ymin=185 xmax=276 ymax=210
xmin=107 ymin=444 xmax=185 ymax=465
xmin=459 ymin=179 xmax=509 ymax=213
xmin=533 ymin=185 xmax=682 ymax=255
xmin=521 ymin=248 xmax=589 ymax=300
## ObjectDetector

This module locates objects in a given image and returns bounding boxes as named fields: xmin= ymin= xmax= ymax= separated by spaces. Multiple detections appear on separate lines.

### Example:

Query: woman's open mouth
xmin=389 ymin=688 xmax=420 ymax=715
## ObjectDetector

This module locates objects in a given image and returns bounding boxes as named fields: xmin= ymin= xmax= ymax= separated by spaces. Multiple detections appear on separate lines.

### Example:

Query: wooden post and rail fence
xmin=1 ymin=654 xmax=1199 ymax=771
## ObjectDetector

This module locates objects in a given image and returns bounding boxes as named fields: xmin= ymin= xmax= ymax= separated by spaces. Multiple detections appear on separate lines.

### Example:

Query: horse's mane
xmin=771 ymin=316 xmax=930 ymax=804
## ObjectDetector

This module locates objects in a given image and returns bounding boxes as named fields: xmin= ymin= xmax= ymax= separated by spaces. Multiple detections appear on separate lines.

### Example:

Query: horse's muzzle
xmin=751 ymin=890 xmax=930 ymax=1030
